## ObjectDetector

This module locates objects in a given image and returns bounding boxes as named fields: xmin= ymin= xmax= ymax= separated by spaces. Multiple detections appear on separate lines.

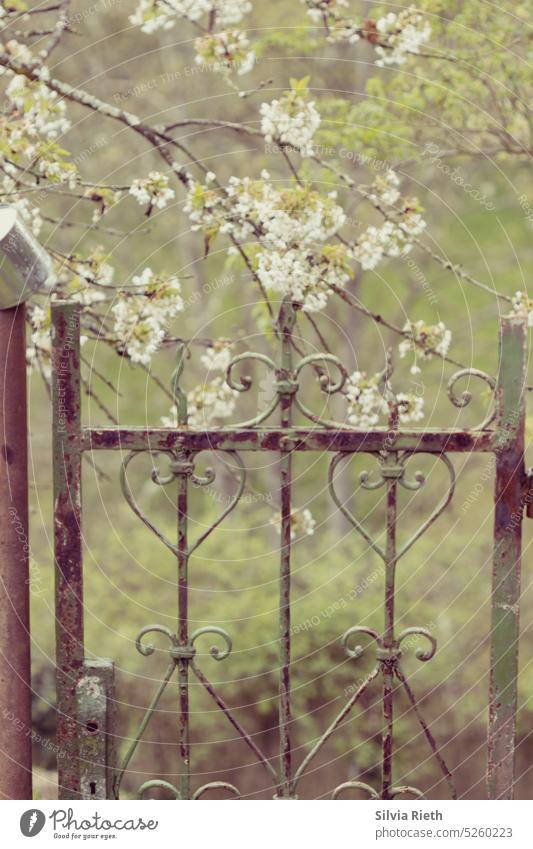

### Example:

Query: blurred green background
xmin=20 ymin=0 xmax=533 ymax=799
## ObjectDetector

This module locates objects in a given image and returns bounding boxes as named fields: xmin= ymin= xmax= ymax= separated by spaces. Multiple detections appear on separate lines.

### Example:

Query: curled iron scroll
xmin=447 ymin=368 xmax=496 ymax=429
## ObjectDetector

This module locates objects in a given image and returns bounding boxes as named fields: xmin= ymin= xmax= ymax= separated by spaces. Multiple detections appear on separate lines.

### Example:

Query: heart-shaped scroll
xmin=328 ymin=451 xmax=456 ymax=562
xmin=120 ymin=449 xmax=246 ymax=557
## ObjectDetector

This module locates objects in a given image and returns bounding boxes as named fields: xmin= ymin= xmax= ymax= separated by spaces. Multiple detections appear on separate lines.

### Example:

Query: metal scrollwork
xmin=328 ymin=451 xmax=456 ymax=563
xmin=447 ymin=367 xmax=496 ymax=429
xmin=390 ymin=785 xmax=426 ymax=799
xmin=342 ymin=626 xmax=381 ymax=660
xmin=137 ymin=780 xmax=182 ymax=800
xmin=135 ymin=624 xmax=177 ymax=657
xmin=226 ymin=351 xmax=280 ymax=427
xmin=120 ymin=449 xmax=246 ymax=557
xmin=192 ymin=782 xmax=241 ymax=799
xmin=397 ymin=628 xmax=437 ymax=662
xmin=190 ymin=626 xmax=233 ymax=661
xmin=332 ymin=781 xmax=380 ymax=800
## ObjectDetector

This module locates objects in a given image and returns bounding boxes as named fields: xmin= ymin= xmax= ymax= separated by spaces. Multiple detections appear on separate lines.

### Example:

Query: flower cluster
xmin=58 ymin=250 xmax=115 ymax=306
xmin=185 ymin=174 xmax=349 ymax=311
xmin=399 ymin=319 xmax=452 ymax=371
xmin=130 ymin=0 xmax=251 ymax=33
xmin=129 ymin=171 xmax=175 ymax=212
xmin=375 ymin=5 xmax=431 ymax=67
xmin=161 ymin=340 xmax=238 ymax=427
xmin=396 ymin=392 xmax=425 ymax=424
xmin=511 ymin=291 xmax=533 ymax=327
xmin=367 ymin=169 xmax=401 ymax=207
xmin=345 ymin=370 xmax=388 ymax=427
xmin=352 ymin=217 xmax=421 ymax=270
xmin=345 ymin=369 xmax=424 ymax=427
xmin=256 ymin=242 xmax=352 ymax=312
xmin=302 ymin=0 xmax=361 ymax=44
xmin=200 ymin=339 xmax=234 ymax=372
xmin=352 ymin=172 xmax=426 ymax=269
xmin=270 ymin=507 xmax=316 ymax=539
xmin=5 ymin=73 xmax=71 ymax=140
xmin=111 ymin=268 xmax=183 ymax=365
xmin=260 ymin=78 xmax=321 ymax=157
xmin=0 ymin=64 xmax=77 ymax=234
xmin=303 ymin=0 xmax=349 ymax=24
xmin=194 ymin=30 xmax=255 ymax=76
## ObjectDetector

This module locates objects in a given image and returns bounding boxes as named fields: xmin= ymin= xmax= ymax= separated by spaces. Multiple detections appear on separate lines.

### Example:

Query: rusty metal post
xmin=0 ymin=207 xmax=52 ymax=800
xmin=0 ymin=304 xmax=32 ymax=799
xmin=488 ymin=313 xmax=528 ymax=799
xmin=51 ymin=301 xmax=83 ymax=799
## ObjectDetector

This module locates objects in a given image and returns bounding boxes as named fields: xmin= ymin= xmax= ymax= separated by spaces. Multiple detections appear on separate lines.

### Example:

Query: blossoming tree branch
xmin=0 ymin=0 xmax=530 ymax=445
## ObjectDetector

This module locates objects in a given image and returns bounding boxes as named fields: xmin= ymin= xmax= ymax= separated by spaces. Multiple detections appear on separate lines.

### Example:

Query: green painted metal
xmin=49 ymin=299 xmax=529 ymax=801
xmin=488 ymin=315 xmax=527 ymax=799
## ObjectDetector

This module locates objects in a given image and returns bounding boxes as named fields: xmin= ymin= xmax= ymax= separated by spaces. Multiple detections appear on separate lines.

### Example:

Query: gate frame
xmin=51 ymin=300 xmax=529 ymax=800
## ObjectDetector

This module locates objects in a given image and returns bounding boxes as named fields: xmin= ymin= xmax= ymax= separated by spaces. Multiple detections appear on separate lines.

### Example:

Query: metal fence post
xmin=0 ymin=207 xmax=52 ymax=799
xmin=51 ymin=301 xmax=83 ymax=799
xmin=488 ymin=313 xmax=528 ymax=799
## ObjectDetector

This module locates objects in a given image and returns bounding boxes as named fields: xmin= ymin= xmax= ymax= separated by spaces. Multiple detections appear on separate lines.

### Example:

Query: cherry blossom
xmin=260 ymin=79 xmax=321 ymax=157
xmin=345 ymin=369 xmax=424 ymax=427
xmin=129 ymin=172 xmax=175 ymax=212
xmin=367 ymin=169 xmax=401 ymax=207
xmin=345 ymin=370 xmax=389 ymax=428
xmin=185 ymin=175 xmax=349 ymax=310
xmin=194 ymin=30 xmax=256 ymax=76
xmin=271 ymin=507 xmax=316 ymax=539
xmin=111 ymin=268 xmax=183 ymax=365
xmin=511 ymin=291 xmax=533 ymax=327
xmin=161 ymin=342 xmax=238 ymax=427
xmin=130 ymin=0 xmax=251 ymax=33
xmin=399 ymin=320 xmax=452 ymax=371
xmin=375 ymin=6 xmax=431 ymax=67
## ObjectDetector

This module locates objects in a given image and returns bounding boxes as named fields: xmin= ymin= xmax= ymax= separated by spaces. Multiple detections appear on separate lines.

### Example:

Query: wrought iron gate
xmin=50 ymin=298 xmax=530 ymax=801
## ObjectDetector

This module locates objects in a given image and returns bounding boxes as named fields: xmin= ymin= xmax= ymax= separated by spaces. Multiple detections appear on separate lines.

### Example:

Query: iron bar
xmin=488 ymin=314 xmax=527 ymax=799
xmin=82 ymin=428 xmax=496 ymax=454
xmin=51 ymin=301 xmax=84 ymax=799
xmin=277 ymin=298 xmax=297 ymax=798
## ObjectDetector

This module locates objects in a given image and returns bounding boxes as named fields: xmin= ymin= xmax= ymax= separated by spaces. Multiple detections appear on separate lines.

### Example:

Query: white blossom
xmin=5 ymin=74 xmax=71 ymax=139
xmin=367 ymin=169 xmax=401 ymax=207
xmin=375 ymin=5 xmax=431 ymax=67
xmin=345 ymin=370 xmax=389 ymax=427
xmin=270 ymin=507 xmax=316 ymax=539
xmin=130 ymin=0 xmax=251 ymax=33
xmin=396 ymin=392 xmax=425 ymax=423
xmin=161 ymin=377 xmax=238 ymax=427
xmin=185 ymin=175 xmax=349 ymax=311
xmin=195 ymin=30 xmax=255 ymax=76
xmin=129 ymin=171 xmax=175 ymax=211
xmin=345 ymin=369 xmax=425 ymax=427
xmin=303 ymin=0 xmax=349 ymax=24
xmin=111 ymin=269 xmax=183 ymax=365
xmin=399 ymin=320 xmax=452 ymax=365
xmin=353 ymin=207 xmax=426 ymax=270
xmin=511 ymin=291 xmax=533 ymax=327
xmin=200 ymin=340 xmax=233 ymax=373
xmin=260 ymin=84 xmax=321 ymax=157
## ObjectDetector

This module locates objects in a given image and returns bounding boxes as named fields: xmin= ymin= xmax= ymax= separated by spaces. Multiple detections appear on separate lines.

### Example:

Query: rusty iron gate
xmin=50 ymin=298 xmax=530 ymax=801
